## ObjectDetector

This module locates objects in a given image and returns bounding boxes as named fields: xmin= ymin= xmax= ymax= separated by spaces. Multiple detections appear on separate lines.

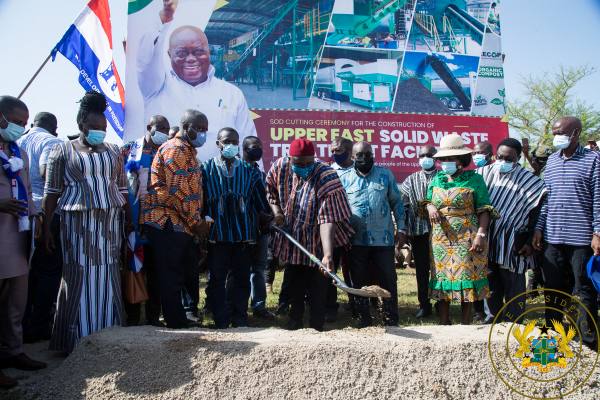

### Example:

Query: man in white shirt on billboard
xmin=137 ymin=0 xmax=257 ymax=162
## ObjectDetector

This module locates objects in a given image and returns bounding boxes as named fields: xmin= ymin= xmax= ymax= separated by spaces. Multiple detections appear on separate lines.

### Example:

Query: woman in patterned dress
xmin=42 ymin=92 xmax=129 ymax=353
xmin=424 ymin=134 xmax=497 ymax=325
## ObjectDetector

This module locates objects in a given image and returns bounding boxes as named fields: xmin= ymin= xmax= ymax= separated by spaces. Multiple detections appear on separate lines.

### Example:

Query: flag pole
xmin=17 ymin=53 xmax=52 ymax=99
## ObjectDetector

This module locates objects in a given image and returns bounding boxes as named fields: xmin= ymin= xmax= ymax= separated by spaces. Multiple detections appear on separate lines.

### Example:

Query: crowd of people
xmin=1 ymin=91 xmax=599 ymax=389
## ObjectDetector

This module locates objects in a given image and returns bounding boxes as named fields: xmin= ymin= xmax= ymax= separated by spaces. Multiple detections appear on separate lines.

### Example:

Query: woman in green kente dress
xmin=424 ymin=134 xmax=497 ymax=325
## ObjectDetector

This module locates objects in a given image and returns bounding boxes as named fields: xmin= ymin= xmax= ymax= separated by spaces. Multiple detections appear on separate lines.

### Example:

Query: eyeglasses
xmin=173 ymin=48 xmax=209 ymax=59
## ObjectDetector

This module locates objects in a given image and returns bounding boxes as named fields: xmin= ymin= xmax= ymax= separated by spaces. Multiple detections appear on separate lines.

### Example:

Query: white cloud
xmin=447 ymin=63 xmax=460 ymax=71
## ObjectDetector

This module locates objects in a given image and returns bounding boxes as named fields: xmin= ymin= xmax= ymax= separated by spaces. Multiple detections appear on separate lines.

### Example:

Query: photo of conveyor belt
xmin=406 ymin=0 xmax=491 ymax=55
xmin=393 ymin=50 xmax=479 ymax=113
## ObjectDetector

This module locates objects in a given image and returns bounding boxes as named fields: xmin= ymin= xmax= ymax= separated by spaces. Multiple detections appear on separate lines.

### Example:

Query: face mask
xmin=246 ymin=147 xmax=263 ymax=162
xmin=553 ymin=134 xmax=571 ymax=150
xmin=86 ymin=129 xmax=106 ymax=145
xmin=473 ymin=154 xmax=488 ymax=168
xmin=189 ymin=130 xmax=207 ymax=147
xmin=441 ymin=161 xmax=458 ymax=175
xmin=151 ymin=130 xmax=169 ymax=146
xmin=354 ymin=157 xmax=374 ymax=174
xmin=419 ymin=157 xmax=434 ymax=170
xmin=333 ymin=152 xmax=349 ymax=166
xmin=496 ymin=160 xmax=514 ymax=173
xmin=292 ymin=163 xmax=315 ymax=179
xmin=221 ymin=143 xmax=239 ymax=159
xmin=0 ymin=114 xmax=26 ymax=142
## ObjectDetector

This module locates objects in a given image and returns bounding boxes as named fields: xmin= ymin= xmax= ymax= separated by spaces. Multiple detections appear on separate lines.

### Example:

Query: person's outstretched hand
xmin=160 ymin=0 xmax=179 ymax=24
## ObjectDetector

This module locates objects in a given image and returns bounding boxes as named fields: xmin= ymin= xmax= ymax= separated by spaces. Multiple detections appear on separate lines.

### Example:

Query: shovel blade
xmin=336 ymin=284 xmax=391 ymax=299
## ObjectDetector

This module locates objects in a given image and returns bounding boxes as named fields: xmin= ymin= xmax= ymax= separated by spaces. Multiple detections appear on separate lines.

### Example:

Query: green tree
xmin=508 ymin=65 xmax=600 ymax=146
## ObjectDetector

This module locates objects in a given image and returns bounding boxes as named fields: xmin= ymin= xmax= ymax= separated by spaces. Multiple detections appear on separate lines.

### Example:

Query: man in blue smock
xmin=339 ymin=142 xmax=406 ymax=327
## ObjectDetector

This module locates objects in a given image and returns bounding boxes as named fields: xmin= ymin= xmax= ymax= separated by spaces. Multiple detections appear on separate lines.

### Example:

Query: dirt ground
xmin=4 ymin=324 xmax=600 ymax=400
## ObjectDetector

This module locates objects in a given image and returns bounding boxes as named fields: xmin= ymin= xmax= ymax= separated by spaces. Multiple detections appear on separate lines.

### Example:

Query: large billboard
xmin=125 ymin=0 xmax=507 ymax=179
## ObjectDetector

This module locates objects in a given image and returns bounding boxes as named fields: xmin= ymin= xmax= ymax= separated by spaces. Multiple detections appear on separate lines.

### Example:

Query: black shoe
xmin=253 ymin=309 xmax=276 ymax=320
xmin=147 ymin=319 xmax=166 ymax=328
xmin=1 ymin=353 xmax=47 ymax=371
xmin=186 ymin=311 xmax=202 ymax=323
xmin=231 ymin=320 xmax=249 ymax=328
xmin=286 ymin=319 xmax=303 ymax=330
xmin=473 ymin=311 xmax=485 ymax=323
xmin=415 ymin=307 xmax=432 ymax=319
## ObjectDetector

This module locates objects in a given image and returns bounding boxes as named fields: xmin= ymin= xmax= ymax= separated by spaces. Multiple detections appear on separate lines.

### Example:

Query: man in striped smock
xmin=533 ymin=116 xmax=600 ymax=349
xmin=202 ymin=128 xmax=270 ymax=328
xmin=477 ymin=138 xmax=546 ymax=322
xmin=266 ymin=138 xmax=353 ymax=331
xmin=400 ymin=144 xmax=438 ymax=319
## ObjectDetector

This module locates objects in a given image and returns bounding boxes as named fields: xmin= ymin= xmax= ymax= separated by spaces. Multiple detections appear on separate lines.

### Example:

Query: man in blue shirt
xmin=340 ymin=142 xmax=406 ymax=327
xmin=203 ymin=128 xmax=270 ymax=328
xmin=533 ymin=116 xmax=600 ymax=349
xmin=17 ymin=112 xmax=63 ymax=343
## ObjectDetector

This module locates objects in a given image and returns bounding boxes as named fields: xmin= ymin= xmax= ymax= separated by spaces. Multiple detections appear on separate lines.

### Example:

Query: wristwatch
xmin=476 ymin=232 xmax=487 ymax=238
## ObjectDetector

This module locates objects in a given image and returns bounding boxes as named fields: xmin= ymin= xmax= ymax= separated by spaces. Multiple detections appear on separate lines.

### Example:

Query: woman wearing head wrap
xmin=42 ymin=91 xmax=129 ymax=353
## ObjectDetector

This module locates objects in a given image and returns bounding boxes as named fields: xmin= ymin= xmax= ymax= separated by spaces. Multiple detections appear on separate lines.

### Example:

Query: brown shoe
xmin=0 ymin=370 xmax=17 ymax=389
xmin=5 ymin=353 xmax=47 ymax=371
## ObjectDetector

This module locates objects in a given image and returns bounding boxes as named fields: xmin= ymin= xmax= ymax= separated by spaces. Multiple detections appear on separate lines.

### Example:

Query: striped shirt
xmin=478 ymin=164 xmax=546 ymax=273
xmin=536 ymin=146 xmax=600 ymax=246
xmin=202 ymin=157 xmax=269 ymax=243
xmin=400 ymin=169 xmax=437 ymax=236
xmin=143 ymin=137 xmax=203 ymax=235
xmin=44 ymin=141 xmax=127 ymax=210
xmin=17 ymin=127 xmax=63 ymax=212
xmin=266 ymin=157 xmax=354 ymax=267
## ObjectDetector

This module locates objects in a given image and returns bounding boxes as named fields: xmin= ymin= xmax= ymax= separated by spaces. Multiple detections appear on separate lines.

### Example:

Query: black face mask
xmin=354 ymin=157 xmax=374 ymax=174
xmin=245 ymin=147 xmax=263 ymax=162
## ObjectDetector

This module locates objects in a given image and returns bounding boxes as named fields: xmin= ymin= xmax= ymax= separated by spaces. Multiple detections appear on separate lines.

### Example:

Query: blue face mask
xmin=496 ymin=160 xmax=514 ymax=173
xmin=419 ymin=157 xmax=434 ymax=170
xmin=190 ymin=130 xmax=207 ymax=147
xmin=292 ymin=163 xmax=315 ymax=179
xmin=151 ymin=130 xmax=169 ymax=146
xmin=441 ymin=161 xmax=458 ymax=175
xmin=0 ymin=114 xmax=26 ymax=142
xmin=86 ymin=129 xmax=106 ymax=146
xmin=221 ymin=143 xmax=239 ymax=159
xmin=473 ymin=154 xmax=488 ymax=168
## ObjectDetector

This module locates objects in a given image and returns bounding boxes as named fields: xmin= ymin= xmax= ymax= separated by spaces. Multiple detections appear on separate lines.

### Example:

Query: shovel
xmin=272 ymin=226 xmax=391 ymax=299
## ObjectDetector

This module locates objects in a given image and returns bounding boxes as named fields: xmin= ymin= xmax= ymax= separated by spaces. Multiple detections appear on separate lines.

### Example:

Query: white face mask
xmin=553 ymin=134 xmax=571 ymax=150
xmin=441 ymin=161 xmax=458 ymax=175
xmin=419 ymin=157 xmax=434 ymax=170
xmin=495 ymin=160 xmax=514 ymax=173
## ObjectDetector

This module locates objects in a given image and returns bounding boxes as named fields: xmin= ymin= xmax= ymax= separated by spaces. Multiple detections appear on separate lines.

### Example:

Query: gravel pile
xmin=12 ymin=325 xmax=600 ymax=400
xmin=393 ymin=77 xmax=451 ymax=114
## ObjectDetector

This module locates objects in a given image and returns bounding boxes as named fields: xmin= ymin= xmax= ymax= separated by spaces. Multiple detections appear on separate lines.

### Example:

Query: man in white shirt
xmin=137 ymin=0 xmax=257 ymax=162
xmin=16 ymin=112 xmax=63 ymax=343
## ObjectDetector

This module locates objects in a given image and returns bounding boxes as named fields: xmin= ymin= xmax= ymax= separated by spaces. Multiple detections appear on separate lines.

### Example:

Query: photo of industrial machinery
xmin=393 ymin=50 xmax=479 ymax=114
xmin=324 ymin=0 xmax=416 ymax=50
xmin=205 ymin=0 xmax=336 ymax=109
xmin=406 ymin=0 xmax=491 ymax=55
xmin=309 ymin=46 xmax=403 ymax=111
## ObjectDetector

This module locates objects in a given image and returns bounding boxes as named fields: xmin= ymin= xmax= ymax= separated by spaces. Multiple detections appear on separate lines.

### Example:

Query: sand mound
xmin=14 ymin=325 xmax=600 ymax=400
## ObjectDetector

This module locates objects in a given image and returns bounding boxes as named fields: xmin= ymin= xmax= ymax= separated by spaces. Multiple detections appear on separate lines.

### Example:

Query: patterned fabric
xmin=44 ymin=141 xmax=128 ymax=210
xmin=478 ymin=164 xmax=546 ymax=273
xmin=50 ymin=208 xmax=124 ymax=354
xmin=535 ymin=146 xmax=600 ymax=246
xmin=142 ymin=137 xmax=203 ymax=235
xmin=17 ymin=127 xmax=62 ymax=212
xmin=400 ymin=169 xmax=437 ymax=236
xmin=425 ymin=171 xmax=496 ymax=302
xmin=266 ymin=157 xmax=353 ymax=267
xmin=339 ymin=165 xmax=405 ymax=246
xmin=202 ymin=157 xmax=270 ymax=243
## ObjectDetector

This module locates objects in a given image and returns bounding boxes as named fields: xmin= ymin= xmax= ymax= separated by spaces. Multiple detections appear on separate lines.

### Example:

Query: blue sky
xmin=0 ymin=0 xmax=599 ymax=139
